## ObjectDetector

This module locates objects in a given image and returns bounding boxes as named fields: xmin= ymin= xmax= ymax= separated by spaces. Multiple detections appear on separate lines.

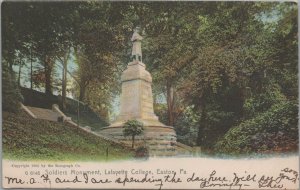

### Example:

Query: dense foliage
xmin=215 ymin=102 xmax=298 ymax=155
xmin=2 ymin=1 xmax=298 ymax=155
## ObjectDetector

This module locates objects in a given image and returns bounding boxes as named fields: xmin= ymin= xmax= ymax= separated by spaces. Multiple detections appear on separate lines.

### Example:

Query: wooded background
xmin=2 ymin=1 xmax=298 ymax=155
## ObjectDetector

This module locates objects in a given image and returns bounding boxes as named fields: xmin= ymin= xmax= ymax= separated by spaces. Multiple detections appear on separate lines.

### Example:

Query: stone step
xmin=26 ymin=106 xmax=61 ymax=122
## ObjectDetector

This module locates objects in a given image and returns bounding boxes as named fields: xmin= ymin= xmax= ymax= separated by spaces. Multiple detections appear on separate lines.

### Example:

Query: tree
xmin=123 ymin=120 xmax=144 ymax=148
xmin=57 ymin=48 xmax=71 ymax=110
xmin=270 ymin=3 xmax=298 ymax=100
xmin=213 ymin=2 xmax=298 ymax=155
xmin=32 ymin=3 xmax=75 ymax=95
xmin=2 ymin=61 xmax=23 ymax=113
xmin=138 ymin=2 xmax=297 ymax=151
xmin=137 ymin=2 xmax=200 ymax=126
xmin=2 ymin=2 xmax=77 ymax=95
xmin=70 ymin=2 xmax=132 ymax=115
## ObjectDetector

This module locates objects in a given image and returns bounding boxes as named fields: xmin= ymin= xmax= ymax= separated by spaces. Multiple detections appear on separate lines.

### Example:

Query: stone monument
xmin=100 ymin=28 xmax=177 ymax=156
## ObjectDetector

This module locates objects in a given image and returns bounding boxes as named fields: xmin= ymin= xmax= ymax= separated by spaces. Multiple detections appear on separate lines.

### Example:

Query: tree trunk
xmin=18 ymin=58 xmax=22 ymax=87
xmin=197 ymin=104 xmax=206 ymax=146
xmin=166 ymin=80 xmax=175 ymax=126
xmin=132 ymin=135 xmax=135 ymax=148
xmin=30 ymin=48 xmax=33 ymax=89
xmin=61 ymin=51 xmax=69 ymax=111
xmin=9 ymin=59 xmax=13 ymax=72
xmin=62 ymin=64 xmax=66 ymax=110
xmin=74 ymin=46 xmax=88 ymax=102
xmin=79 ymin=84 xmax=86 ymax=101
xmin=44 ymin=55 xmax=53 ymax=95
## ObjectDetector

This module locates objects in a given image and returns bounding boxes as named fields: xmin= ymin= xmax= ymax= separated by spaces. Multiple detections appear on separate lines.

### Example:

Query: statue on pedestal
xmin=100 ymin=28 xmax=177 ymax=156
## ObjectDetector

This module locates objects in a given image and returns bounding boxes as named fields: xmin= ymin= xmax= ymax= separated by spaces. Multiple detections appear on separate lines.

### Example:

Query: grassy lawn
xmin=2 ymin=111 xmax=134 ymax=161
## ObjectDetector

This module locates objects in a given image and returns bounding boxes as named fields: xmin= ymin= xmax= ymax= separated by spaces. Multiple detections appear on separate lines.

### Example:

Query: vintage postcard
xmin=1 ymin=1 xmax=299 ymax=189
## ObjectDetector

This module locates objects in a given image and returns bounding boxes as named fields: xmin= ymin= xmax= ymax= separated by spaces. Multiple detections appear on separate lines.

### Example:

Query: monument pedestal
xmin=100 ymin=126 xmax=176 ymax=156
xmin=100 ymin=30 xmax=177 ymax=156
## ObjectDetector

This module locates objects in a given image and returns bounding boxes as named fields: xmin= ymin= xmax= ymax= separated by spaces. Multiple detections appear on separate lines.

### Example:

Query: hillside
xmin=20 ymin=87 xmax=108 ymax=131
xmin=2 ymin=111 xmax=134 ymax=161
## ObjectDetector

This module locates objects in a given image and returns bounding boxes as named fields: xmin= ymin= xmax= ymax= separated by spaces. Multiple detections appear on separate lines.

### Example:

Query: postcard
xmin=2 ymin=1 xmax=299 ymax=189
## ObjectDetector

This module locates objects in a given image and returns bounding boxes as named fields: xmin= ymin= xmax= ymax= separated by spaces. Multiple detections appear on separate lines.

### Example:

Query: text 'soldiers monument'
xmin=100 ymin=28 xmax=177 ymax=156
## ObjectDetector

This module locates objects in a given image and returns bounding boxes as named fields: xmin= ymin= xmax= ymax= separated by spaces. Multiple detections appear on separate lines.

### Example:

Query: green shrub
xmin=123 ymin=120 xmax=144 ymax=148
xmin=215 ymin=101 xmax=298 ymax=155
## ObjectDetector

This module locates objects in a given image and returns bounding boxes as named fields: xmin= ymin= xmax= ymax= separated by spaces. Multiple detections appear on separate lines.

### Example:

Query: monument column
xmin=100 ymin=28 xmax=177 ymax=156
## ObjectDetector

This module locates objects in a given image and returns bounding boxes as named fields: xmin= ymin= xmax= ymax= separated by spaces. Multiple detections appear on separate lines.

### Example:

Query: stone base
xmin=99 ymin=125 xmax=177 ymax=157
xmin=109 ymin=118 xmax=167 ymax=128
